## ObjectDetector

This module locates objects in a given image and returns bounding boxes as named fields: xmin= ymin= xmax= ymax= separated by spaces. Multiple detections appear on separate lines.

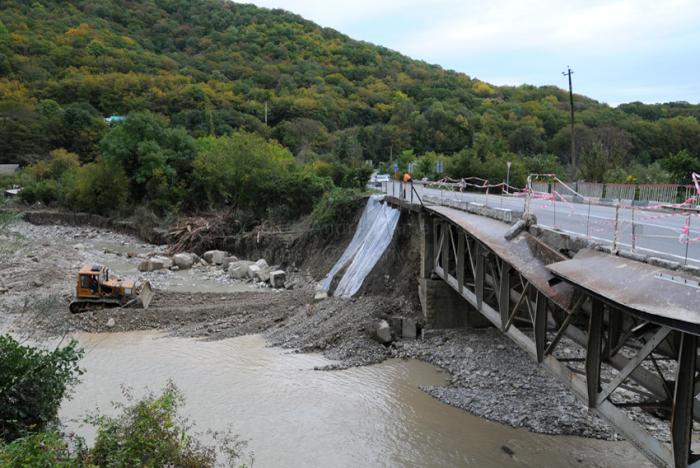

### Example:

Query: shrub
xmin=0 ymin=335 xmax=83 ymax=442
xmin=0 ymin=431 xmax=81 ymax=467
xmin=85 ymin=382 xmax=247 ymax=467
xmin=63 ymin=158 xmax=128 ymax=214
xmin=18 ymin=179 xmax=59 ymax=205
xmin=311 ymin=187 xmax=366 ymax=229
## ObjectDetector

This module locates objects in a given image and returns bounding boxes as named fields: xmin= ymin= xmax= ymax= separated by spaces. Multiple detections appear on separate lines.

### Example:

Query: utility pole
xmin=562 ymin=66 xmax=576 ymax=170
xmin=264 ymin=101 xmax=268 ymax=126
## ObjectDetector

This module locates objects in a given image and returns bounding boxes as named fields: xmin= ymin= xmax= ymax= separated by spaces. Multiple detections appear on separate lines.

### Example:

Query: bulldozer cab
xmin=76 ymin=264 xmax=107 ymax=299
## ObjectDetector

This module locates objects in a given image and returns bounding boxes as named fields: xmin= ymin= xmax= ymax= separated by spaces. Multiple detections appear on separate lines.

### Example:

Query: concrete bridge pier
xmin=418 ymin=213 xmax=489 ymax=329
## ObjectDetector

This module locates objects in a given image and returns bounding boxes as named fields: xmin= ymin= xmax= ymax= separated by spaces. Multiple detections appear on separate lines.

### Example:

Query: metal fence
xmin=604 ymin=183 xmax=637 ymax=201
xmin=529 ymin=181 xmax=700 ymax=206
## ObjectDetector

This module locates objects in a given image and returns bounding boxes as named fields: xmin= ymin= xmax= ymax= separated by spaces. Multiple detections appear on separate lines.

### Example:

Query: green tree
xmin=100 ymin=111 xmax=196 ymax=210
xmin=662 ymin=149 xmax=700 ymax=184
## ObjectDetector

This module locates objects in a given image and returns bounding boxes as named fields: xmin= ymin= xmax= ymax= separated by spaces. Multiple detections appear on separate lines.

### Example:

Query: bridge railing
xmin=380 ymin=178 xmax=700 ymax=268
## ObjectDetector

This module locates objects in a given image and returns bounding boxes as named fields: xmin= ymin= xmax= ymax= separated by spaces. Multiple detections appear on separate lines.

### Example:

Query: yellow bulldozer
xmin=69 ymin=264 xmax=154 ymax=313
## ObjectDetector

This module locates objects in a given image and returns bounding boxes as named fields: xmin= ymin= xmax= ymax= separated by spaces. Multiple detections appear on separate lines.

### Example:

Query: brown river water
xmin=58 ymin=332 xmax=650 ymax=467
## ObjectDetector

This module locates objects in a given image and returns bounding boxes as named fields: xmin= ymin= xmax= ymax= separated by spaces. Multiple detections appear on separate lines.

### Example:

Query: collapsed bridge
xmin=384 ymin=190 xmax=700 ymax=468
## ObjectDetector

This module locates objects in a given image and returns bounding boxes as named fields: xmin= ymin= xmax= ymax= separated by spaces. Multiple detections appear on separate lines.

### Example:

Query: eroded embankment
xmin=0 ymin=203 xmax=626 ymax=441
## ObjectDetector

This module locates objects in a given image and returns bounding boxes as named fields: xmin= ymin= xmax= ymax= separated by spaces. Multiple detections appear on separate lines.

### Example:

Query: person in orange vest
xmin=402 ymin=172 xmax=412 ymax=199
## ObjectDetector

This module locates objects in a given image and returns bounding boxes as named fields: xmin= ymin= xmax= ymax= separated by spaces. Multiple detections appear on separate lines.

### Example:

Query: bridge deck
xmin=548 ymin=249 xmax=700 ymax=334
xmin=427 ymin=204 xmax=575 ymax=309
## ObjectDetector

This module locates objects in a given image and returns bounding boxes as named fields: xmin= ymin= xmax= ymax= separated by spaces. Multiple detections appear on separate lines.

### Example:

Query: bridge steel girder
xmin=428 ymin=216 xmax=700 ymax=468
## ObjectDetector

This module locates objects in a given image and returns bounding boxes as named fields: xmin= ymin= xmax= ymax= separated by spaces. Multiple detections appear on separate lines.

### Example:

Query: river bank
xmin=0 ymin=216 xmax=656 ymax=455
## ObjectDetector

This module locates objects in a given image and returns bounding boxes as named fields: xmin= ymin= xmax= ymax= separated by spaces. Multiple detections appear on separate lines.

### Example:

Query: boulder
xmin=255 ymin=259 xmax=269 ymax=269
xmin=374 ymin=320 xmax=393 ymax=344
xmin=106 ymin=318 xmax=115 ymax=328
xmin=313 ymin=290 xmax=328 ymax=302
xmin=202 ymin=250 xmax=228 ymax=265
xmin=221 ymin=256 xmax=239 ymax=270
xmin=270 ymin=270 xmax=286 ymax=288
xmin=228 ymin=260 xmax=254 ymax=279
xmin=247 ymin=264 xmax=262 ymax=281
xmin=172 ymin=253 xmax=195 ymax=270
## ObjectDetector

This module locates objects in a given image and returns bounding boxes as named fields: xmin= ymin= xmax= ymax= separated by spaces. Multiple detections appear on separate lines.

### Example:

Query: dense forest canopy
xmin=1 ymin=0 xmax=700 ymax=216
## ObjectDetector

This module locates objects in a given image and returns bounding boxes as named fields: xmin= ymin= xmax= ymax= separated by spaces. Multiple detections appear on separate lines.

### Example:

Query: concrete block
xmin=617 ymin=250 xmax=648 ymax=263
xmin=647 ymin=256 xmax=680 ymax=271
xmin=390 ymin=316 xmax=403 ymax=336
xmin=493 ymin=208 xmax=513 ymax=223
xmin=270 ymin=270 xmax=286 ymax=288
xmin=680 ymin=265 xmax=700 ymax=277
xmin=402 ymin=318 xmax=418 ymax=339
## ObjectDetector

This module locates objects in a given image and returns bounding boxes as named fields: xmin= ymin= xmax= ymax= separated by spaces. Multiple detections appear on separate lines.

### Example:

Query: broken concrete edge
xmin=530 ymin=224 xmax=700 ymax=278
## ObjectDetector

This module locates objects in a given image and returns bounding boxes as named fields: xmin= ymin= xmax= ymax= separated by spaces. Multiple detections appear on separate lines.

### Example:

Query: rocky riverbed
xmin=0 ymin=217 xmax=666 ymax=446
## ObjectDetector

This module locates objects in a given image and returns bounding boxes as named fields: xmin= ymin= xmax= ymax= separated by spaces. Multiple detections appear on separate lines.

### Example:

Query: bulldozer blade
xmin=138 ymin=281 xmax=154 ymax=309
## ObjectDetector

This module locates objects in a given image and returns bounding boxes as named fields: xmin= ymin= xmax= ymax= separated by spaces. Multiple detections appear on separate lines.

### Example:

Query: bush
xmin=84 ymin=382 xmax=247 ymax=467
xmin=0 ymin=384 xmax=249 ymax=467
xmin=0 ymin=335 xmax=83 ymax=442
xmin=310 ymin=158 xmax=372 ymax=189
xmin=63 ymin=158 xmax=128 ymax=214
xmin=311 ymin=187 xmax=366 ymax=229
xmin=0 ymin=431 xmax=81 ymax=467
xmin=18 ymin=179 xmax=59 ymax=205
xmin=26 ymin=149 xmax=80 ymax=181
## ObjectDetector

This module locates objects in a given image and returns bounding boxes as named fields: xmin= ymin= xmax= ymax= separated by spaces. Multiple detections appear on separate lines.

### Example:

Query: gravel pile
xmin=392 ymin=328 xmax=620 ymax=439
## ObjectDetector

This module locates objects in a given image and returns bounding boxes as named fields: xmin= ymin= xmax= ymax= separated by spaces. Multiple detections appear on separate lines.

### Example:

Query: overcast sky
xmin=244 ymin=0 xmax=700 ymax=106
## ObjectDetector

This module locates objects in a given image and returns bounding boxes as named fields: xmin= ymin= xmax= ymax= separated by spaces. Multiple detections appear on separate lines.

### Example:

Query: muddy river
xmin=59 ymin=332 xmax=648 ymax=467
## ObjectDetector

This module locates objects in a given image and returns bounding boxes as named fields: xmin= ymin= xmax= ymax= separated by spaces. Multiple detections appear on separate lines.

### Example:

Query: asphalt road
xmin=382 ymin=181 xmax=700 ymax=267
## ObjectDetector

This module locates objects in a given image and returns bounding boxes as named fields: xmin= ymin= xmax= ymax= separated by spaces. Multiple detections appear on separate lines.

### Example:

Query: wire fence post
xmin=612 ymin=203 xmax=620 ymax=252
xmin=685 ymin=214 xmax=691 ymax=265
xmin=586 ymin=200 xmax=591 ymax=238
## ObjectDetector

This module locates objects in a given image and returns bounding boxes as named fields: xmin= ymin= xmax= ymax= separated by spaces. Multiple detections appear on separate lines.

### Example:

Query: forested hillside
xmin=1 ymin=0 xmax=700 ymax=216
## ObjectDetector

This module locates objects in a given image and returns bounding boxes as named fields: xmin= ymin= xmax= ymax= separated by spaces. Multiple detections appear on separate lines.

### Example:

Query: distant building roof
xmin=105 ymin=116 xmax=126 ymax=124
xmin=0 ymin=164 xmax=19 ymax=174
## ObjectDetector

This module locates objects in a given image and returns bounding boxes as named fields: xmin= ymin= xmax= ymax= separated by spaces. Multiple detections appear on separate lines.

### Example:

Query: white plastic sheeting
xmin=321 ymin=195 xmax=400 ymax=297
